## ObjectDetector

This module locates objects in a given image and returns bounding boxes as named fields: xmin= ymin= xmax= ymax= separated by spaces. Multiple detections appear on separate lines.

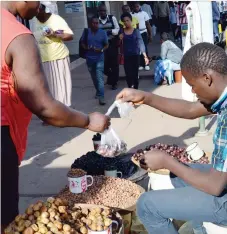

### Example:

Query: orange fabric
xmin=1 ymin=8 xmax=32 ymax=162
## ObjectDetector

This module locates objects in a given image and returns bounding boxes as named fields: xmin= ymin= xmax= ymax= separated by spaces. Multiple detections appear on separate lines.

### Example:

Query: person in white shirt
xmin=98 ymin=4 xmax=120 ymax=90
xmin=132 ymin=2 xmax=152 ymax=71
xmin=141 ymin=2 xmax=153 ymax=26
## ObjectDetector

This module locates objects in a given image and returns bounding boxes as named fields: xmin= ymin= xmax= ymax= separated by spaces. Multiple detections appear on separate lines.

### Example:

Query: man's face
xmin=91 ymin=18 xmax=99 ymax=30
xmin=16 ymin=1 xmax=40 ymax=20
xmin=98 ymin=6 xmax=107 ymax=19
xmin=122 ymin=6 xmax=130 ymax=13
xmin=133 ymin=4 xmax=140 ymax=13
xmin=182 ymin=69 xmax=218 ymax=105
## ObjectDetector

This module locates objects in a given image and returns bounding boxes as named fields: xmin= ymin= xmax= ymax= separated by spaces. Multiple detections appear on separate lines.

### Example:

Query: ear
xmin=203 ymin=73 xmax=212 ymax=87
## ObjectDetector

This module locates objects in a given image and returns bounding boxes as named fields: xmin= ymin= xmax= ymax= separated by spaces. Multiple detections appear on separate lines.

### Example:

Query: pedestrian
xmin=81 ymin=16 xmax=109 ymax=105
xmin=178 ymin=1 xmax=188 ymax=25
xmin=119 ymin=4 xmax=139 ymax=29
xmin=120 ymin=13 xmax=149 ymax=89
xmin=212 ymin=1 xmax=220 ymax=42
xmin=154 ymin=1 xmax=170 ymax=34
xmin=34 ymin=2 xmax=73 ymax=108
xmin=98 ymin=4 xmax=119 ymax=90
xmin=116 ymin=42 xmax=227 ymax=234
xmin=169 ymin=2 xmax=180 ymax=42
xmin=1 ymin=1 xmax=110 ymax=230
xmin=141 ymin=1 xmax=153 ymax=27
xmin=132 ymin=2 xmax=152 ymax=71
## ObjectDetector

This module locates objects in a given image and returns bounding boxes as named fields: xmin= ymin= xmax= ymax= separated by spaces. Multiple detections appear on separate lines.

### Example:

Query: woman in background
xmin=120 ymin=13 xmax=149 ymax=89
xmin=34 ymin=2 xmax=73 ymax=109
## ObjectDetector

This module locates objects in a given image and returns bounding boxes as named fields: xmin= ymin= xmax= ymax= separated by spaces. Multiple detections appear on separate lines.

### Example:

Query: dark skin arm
xmin=54 ymin=32 xmax=73 ymax=41
xmin=116 ymin=88 xmax=212 ymax=120
xmin=6 ymin=34 xmax=109 ymax=131
xmin=145 ymin=20 xmax=152 ymax=42
xmin=143 ymin=150 xmax=227 ymax=196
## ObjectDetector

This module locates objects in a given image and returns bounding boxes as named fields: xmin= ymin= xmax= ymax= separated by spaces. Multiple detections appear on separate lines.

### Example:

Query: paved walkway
xmin=19 ymin=35 xmax=215 ymax=213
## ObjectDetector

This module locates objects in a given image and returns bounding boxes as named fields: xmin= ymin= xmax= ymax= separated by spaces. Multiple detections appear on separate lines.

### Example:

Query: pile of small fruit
xmin=132 ymin=143 xmax=210 ymax=166
xmin=5 ymin=198 xmax=117 ymax=234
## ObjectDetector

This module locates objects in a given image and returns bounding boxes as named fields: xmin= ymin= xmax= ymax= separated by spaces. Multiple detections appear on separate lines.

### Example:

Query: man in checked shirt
xmin=116 ymin=42 xmax=227 ymax=234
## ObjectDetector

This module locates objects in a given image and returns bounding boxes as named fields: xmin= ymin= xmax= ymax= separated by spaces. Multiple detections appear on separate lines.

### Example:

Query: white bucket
xmin=203 ymin=222 xmax=227 ymax=234
xmin=186 ymin=142 xmax=204 ymax=161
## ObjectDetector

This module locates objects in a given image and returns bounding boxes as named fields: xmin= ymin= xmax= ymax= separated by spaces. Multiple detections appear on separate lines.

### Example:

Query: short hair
xmin=98 ymin=4 xmax=106 ymax=11
xmin=90 ymin=15 xmax=99 ymax=22
xmin=122 ymin=4 xmax=130 ymax=10
xmin=133 ymin=1 xmax=140 ymax=6
xmin=121 ymin=12 xmax=132 ymax=21
xmin=181 ymin=42 xmax=227 ymax=77
xmin=161 ymin=32 xmax=169 ymax=41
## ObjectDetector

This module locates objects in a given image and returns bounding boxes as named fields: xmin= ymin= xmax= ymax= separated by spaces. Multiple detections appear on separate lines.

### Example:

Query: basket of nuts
xmin=4 ymin=198 xmax=123 ymax=234
xmin=131 ymin=143 xmax=211 ymax=175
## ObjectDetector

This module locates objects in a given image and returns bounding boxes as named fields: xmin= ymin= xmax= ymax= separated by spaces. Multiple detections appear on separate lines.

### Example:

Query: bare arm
xmin=144 ymin=92 xmax=212 ymax=119
xmin=54 ymin=32 xmax=73 ymax=41
xmin=6 ymin=34 xmax=108 ymax=131
xmin=145 ymin=20 xmax=152 ymax=39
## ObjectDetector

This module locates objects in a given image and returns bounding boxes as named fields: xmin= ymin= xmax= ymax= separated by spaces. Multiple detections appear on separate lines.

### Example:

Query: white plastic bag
xmin=96 ymin=100 xmax=134 ymax=157
xmin=152 ymin=25 xmax=156 ymax=37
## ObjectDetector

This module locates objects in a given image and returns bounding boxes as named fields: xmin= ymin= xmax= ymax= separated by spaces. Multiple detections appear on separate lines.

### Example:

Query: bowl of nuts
xmin=5 ymin=198 xmax=123 ymax=234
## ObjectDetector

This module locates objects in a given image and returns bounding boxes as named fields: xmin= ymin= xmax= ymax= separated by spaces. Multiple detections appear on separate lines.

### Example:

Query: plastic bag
xmin=96 ymin=128 xmax=127 ymax=157
xmin=97 ymin=100 xmax=134 ymax=157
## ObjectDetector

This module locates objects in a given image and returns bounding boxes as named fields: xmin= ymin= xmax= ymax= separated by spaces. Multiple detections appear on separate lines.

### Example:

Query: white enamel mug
xmin=87 ymin=220 xmax=118 ymax=234
xmin=104 ymin=170 xmax=122 ymax=178
xmin=186 ymin=142 xmax=204 ymax=161
xmin=68 ymin=175 xmax=93 ymax=194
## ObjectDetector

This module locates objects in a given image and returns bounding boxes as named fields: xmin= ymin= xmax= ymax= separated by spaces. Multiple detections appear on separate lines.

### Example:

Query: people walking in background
xmin=120 ymin=13 xmax=149 ymax=89
xmin=98 ymin=4 xmax=119 ymax=90
xmin=212 ymin=1 xmax=220 ymax=43
xmin=34 ymin=2 xmax=73 ymax=107
xmin=132 ymin=2 xmax=152 ymax=71
xmin=119 ymin=5 xmax=139 ymax=29
xmin=178 ymin=1 xmax=188 ymax=25
xmin=141 ymin=2 xmax=153 ymax=27
xmin=81 ymin=17 xmax=109 ymax=105
xmin=154 ymin=1 xmax=170 ymax=34
xmin=169 ymin=2 xmax=180 ymax=42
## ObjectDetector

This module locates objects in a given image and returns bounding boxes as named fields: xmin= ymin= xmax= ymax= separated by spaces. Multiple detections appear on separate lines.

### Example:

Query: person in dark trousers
xmin=1 ymin=2 xmax=110 ymax=229
xmin=132 ymin=2 xmax=152 ymax=71
xmin=120 ymin=13 xmax=149 ymax=89
xmin=98 ymin=4 xmax=120 ymax=90
xmin=116 ymin=42 xmax=227 ymax=234
xmin=81 ymin=17 xmax=109 ymax=105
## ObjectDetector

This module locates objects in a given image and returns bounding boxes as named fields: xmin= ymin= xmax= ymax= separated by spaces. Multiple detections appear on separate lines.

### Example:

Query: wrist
xmin=143 ymin=92 xmax=153 ymax=105
xmin=85 ymin=114 xmax=90 ymax=129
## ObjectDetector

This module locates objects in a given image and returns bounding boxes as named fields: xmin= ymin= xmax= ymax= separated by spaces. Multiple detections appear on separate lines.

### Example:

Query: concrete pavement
xmin=19 ymin=36 xmax=216 ymax=213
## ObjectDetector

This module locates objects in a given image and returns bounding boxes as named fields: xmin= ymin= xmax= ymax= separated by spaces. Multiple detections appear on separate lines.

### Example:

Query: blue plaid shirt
xmin=211 ymin=87 xmax=227 ymax=172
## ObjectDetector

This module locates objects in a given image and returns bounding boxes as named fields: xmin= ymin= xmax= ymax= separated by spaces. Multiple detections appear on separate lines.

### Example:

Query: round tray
xmin=131 ymin=152 xmax=211 ymax=175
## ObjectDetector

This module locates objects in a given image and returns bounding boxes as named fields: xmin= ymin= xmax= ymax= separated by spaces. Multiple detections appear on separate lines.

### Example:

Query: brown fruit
xmin=63 ymin=224 xmax=71 ymax=232
xmin=23 ymin=227 xmax=34 ymax=234
xmin=31 ymin=224 xmax=39 ymax=232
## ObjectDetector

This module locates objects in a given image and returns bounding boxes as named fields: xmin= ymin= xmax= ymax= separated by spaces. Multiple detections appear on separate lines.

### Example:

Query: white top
xmin=99 ymin=15 xmax=120 ymax=36
xmin=141 ymin=4 xmax=153 ymax=19
xmin=132 ymin=11 xmax=150 ymax=34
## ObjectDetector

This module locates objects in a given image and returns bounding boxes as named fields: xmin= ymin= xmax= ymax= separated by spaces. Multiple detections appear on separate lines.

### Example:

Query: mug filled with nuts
xmin=67 ymin=169 xmax=94 ymax=194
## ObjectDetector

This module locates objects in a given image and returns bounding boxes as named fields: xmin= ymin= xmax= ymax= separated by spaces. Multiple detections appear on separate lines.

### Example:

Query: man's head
xmin=90 ymin=16 xmax=99 ymax=31
xmin=14 ymin=1 xmax=40 ymax=20
xmin=98 ymin=4 xmax=107 ymax=19
xmin=121 ymin=13 xmax=132 ymax=28
xmin=181 ymin=42 xmax=227 ymax=105
xmin=160 ymin=32 xmax=169 ymax=43
xmin=133 ymin=2 xmax=141 ymax=13
xmin=36 ymin=4 xmax=47 ymax=20
xmin=122 ymin=5 xmax=131 ymax=14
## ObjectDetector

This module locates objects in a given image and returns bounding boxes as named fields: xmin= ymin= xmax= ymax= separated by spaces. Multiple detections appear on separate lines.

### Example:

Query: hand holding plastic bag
xmin=97 ymin=100 xmax=134 ymax=157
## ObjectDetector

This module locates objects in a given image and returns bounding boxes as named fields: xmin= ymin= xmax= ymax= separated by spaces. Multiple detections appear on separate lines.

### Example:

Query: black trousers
xmin=140 ymin=32 xmax=149 ymax=67
xmin=1 ymin=126 xmax=19 ymax=227
xmin=171 ymin=23 xmax=181 ymax=40
xmin=104 ymin=38 xmax=119 ymax=86
xmin=159 ymin=16 xmax=170 ymax=34
xmin=124 ymin=55 xmax=140 ymax=89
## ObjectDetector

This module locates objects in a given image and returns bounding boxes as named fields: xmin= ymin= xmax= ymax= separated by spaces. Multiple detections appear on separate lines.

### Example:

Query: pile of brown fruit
xmin=132 ymin=143 xmax=210 ymax=165
xmin=58 ymin=176 xmax=143 ymax=210
xmin=4 ymin=198 xmax=116 ymax=234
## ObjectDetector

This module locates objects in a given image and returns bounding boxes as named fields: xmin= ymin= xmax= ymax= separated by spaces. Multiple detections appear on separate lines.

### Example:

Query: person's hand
xmin=148 ymin=36 xmax=152 ymax=43
xmin=93 ymin=47 xmax=102 ymax=53
xmin=140 ymin=150 xmax=170 ymax=171
xmin=87 ymin=112 xmax=110 ymax=132
xmin=116 ymin=88 xmax=147 ymax=105
xmin=119 ymin=33 xmax=124 ymax=40
xmin=43 ymin=28 xmax=55 ymax=37
xmin=144 ymin=56 xmax=149 ymax=65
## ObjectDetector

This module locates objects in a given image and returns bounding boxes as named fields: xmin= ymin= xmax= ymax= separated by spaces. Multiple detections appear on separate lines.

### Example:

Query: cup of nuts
xmin=67 ymin=169 xmax=94 ymax=194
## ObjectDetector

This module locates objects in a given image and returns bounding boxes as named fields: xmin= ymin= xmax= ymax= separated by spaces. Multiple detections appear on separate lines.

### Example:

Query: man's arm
xmin=160 ymin=42 xmax=168 ymax=60
xmin=54 ymin=32 xmax=73 ymax=41
xmin=6 ymin=34 xmax=108 ymax=130
xmin=111 ymin=16 xmax=120 ymax=35
xmin=144 ymin=92 xmax=212 ymax=119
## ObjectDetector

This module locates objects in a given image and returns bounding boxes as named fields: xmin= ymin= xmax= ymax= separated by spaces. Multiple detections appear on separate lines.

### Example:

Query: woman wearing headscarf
xmin=33 ymin=2 xmax=73 ymax=108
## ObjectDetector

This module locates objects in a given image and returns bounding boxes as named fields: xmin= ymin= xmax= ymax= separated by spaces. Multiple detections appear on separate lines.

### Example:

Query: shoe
xmin=139 ymin=66 xmax=144 ymax=71
xmin=99 ymin=98 xmax=106 ymax=105
xmin=145 ymin=65 xmax=150 ymax=71
xmin=112 ymin=84 xmax=118 ymax=90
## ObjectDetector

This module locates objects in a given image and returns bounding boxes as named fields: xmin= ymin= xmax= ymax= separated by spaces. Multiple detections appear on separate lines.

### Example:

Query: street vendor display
xmin=5 ymin=198 xmax=123 ymax=234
